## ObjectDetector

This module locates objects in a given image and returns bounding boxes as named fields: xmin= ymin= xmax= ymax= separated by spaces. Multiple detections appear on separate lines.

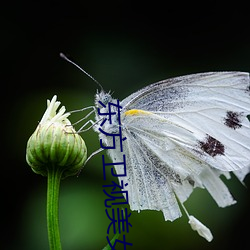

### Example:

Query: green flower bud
xmin=26 ymin=95 xmax=87 ymax=178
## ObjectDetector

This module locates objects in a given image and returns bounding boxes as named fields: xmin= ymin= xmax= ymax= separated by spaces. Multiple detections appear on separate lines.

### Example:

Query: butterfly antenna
xmin=60 ymin=53 xmax=104 ymax=91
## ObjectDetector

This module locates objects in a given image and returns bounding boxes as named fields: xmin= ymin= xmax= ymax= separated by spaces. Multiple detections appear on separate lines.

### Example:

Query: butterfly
xmin=92 ymin=71 xmax=250 ymax=241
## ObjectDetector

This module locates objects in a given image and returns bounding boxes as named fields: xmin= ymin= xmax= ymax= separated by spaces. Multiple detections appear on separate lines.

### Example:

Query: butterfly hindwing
xmin=121 ymin=112 xmax=236 ymax=213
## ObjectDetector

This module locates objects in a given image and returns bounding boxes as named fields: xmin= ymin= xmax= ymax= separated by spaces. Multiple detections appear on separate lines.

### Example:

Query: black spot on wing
xmin=186 ymin=177 xmax=195 ymax=186
xmin=199 ymin=135 xmax=225 ymax=157
xmin=224 ymin=111 xmax=243 ymax=130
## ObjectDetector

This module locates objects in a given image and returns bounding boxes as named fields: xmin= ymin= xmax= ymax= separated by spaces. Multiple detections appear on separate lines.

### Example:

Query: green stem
xmin=47 ymin=165 xmax=63 ymax=250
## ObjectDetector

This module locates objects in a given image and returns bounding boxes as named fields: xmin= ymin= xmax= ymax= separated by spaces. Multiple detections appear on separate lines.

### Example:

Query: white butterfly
xmin=92 ymin=72 xmax=250 ymax=241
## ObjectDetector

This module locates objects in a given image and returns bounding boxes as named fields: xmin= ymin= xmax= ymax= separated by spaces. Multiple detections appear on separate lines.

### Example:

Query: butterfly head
xmin=95 ymin=90 xmax=113 ymax=108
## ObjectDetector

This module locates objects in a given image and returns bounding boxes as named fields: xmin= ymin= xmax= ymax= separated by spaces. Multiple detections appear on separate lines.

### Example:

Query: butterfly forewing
xmin=121 ymin=72 xmax=250 ymax=172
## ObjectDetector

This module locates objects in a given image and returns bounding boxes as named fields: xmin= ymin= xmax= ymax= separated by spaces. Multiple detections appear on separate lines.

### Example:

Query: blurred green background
xmin=2 ymin=2 xmax=250 ymax=250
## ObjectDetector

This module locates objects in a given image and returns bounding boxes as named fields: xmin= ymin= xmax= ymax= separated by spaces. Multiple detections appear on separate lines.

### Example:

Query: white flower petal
xmin=188 ymin=215 xmax=213 ymax=242
xmin=40 ymin=95 xmax=71 ymax=124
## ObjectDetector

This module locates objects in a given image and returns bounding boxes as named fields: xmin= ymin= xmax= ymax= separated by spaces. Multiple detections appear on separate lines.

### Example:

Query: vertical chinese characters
xmin=98 ymin=99 xmax=132 ymax=249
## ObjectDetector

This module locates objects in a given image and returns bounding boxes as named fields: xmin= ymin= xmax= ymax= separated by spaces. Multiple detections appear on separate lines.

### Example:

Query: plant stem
xmin=47 ymin=165 xmax=63 ymax=250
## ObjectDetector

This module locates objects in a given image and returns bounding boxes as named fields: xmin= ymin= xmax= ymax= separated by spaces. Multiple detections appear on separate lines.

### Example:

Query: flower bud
xmin=26 ymin=95 xmax=87 ymax=178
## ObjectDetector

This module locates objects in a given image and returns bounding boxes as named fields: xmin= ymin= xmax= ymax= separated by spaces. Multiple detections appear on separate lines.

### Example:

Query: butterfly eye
xmin=102 ymin=93 xmax=112 ymax=105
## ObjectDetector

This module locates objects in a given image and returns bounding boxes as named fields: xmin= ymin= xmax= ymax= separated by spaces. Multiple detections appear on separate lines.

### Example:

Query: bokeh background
xmin=2 ymin=2 xmax=250 ymax=250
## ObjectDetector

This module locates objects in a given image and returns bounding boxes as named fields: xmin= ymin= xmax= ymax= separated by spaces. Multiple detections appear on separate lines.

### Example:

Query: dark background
xmin=2 ymin=2 xmax=250 ymax=250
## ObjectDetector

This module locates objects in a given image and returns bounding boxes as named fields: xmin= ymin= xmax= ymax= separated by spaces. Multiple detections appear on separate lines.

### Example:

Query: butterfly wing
xmin=124 ymin=111 xmax=238 ymax=215
xmin=107 ymin=125 xmax=183 ymax=221
xmin=110 ymin=72 xmax=250 ymax=221
xmin=121 ymin=72 xmax=250 ymax=173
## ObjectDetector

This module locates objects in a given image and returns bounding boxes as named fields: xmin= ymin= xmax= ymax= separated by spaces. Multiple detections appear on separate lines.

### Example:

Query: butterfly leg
xmin=70 ymin=106 xmax=96 ymax=126
xmin=77 ymin=147 xmax=104 ymax=176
